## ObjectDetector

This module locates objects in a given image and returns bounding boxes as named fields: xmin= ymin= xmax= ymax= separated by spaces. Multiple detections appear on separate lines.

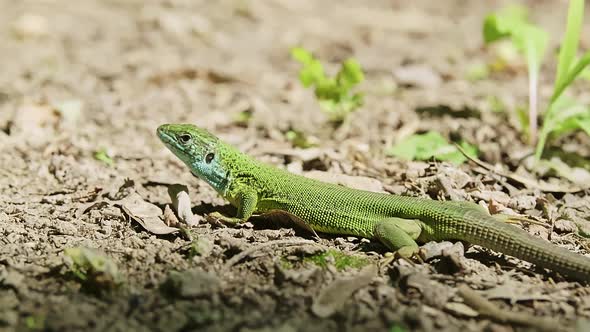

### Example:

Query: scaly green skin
xmin=157 ymin=124 xmax=590 ymax=282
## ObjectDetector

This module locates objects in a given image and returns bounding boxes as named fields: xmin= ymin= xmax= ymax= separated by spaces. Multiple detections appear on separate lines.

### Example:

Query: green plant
xmin=304 ymin=249 xmax=369 ymax=271
xmin=291 ymin=47 xmax=364 ymax=123
xmin=25 ymin=315 xmax=45 ymax=330
xmin=390 ymin=324 xmax=407 ymax=332
xmin=387 ymin=131 xmax=478 ymax=165
xmin=534 ymin=0 xmax=590 ymax=159
xmin=483 ymin=4 xmax=548 ymax=144
xmin=285 ymin=129 xmax=316 ymax=149
xmin=94 ymin=148 xmax=114 ymax=166
xmin=484 ymin=1 xmax=590 ymax=160
xmin=64 ymin=247 xmax=122 ymax=290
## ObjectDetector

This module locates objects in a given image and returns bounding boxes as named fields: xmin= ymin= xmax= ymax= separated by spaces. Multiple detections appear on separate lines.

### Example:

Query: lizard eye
xmin=178 ymin=134 xmax=192 ymax=144
xmin=205 ymin=152 xmax=214 ymax=164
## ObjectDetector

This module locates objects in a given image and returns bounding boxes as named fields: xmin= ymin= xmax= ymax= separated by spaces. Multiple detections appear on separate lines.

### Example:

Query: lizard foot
xmin=379 ymin=248 xmax=423 ymax=267
xmin=206 ymin=212 xmax=242 ymax=227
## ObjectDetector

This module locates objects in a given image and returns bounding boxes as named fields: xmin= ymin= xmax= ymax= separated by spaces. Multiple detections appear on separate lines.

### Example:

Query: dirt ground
xmin=1 ymin=0 xmax=590 ymax=331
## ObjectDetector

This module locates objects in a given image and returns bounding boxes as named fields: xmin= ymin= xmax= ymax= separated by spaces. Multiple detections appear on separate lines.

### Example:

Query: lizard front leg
xmin=208 ymin=187 xmax=258 ymax=225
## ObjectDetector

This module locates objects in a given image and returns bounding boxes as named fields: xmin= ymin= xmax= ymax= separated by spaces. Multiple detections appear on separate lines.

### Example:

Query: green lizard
xmin=157 ymin=123 xmax=590 ymax=282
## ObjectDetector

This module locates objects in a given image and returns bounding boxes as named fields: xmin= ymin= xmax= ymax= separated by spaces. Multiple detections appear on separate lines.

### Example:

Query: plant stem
xmin=526 ymin=42 xmax=539 ymax=145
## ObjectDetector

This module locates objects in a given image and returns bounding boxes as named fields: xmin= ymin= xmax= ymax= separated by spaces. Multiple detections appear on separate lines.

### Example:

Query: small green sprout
xmin=484 ymin=1 xmax=590 ymax=160
xmin=232 ymin=110 xmax=252 ymax=126
xmin=304 ymin=249 xmax=369 ymax=271
xmin=534 ymin=0 xmax=590 ymax=159
xmin=285 ymin=129 xmax=316 ymax=149
xmin=291 ymin=47 xmax=364 ymax=123
xmin=387 ymin=131 xmax=478 ymax=165
xmin=25 ymin=315 xmax=45 ymax=330
xmin=390 ymin=324 xmax=408 ymax=332
xmin=279 ymin=257 xmax=295 ymax=270
xmin=483 ymin=4 xmax=548 ymax=144
xmin=94 ymin=148 xmax=114 ymax=166
xmin=64 ymin=247 xmax=122 ymax=290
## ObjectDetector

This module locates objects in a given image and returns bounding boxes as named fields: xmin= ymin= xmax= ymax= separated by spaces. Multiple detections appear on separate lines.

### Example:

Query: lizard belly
xmin=257 ymin=195 xmax=377 ymax=238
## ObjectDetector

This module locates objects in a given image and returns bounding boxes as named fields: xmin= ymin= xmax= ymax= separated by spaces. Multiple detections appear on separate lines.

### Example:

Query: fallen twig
xmin=457 ymin=284 xmax=560 ymax=331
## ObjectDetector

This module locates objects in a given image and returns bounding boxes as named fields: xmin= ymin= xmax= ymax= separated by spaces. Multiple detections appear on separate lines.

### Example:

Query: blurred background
xmin=1 ymin=1 xmax=590 ymax=331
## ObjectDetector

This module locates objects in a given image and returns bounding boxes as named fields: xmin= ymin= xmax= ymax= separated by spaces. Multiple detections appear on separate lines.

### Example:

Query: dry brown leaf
xmin=167 ymin=184 xmax=200 ymax=226
xmin=119 ymin=192 xmax=178 ymax=235
xmin=163 ymin=204 xmax=180 ymax=227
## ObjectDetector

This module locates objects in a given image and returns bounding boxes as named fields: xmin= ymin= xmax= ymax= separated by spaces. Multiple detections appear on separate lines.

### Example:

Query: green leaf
xmin=535 ymin=96 xmax=590 ymax=158
xmin=64 ymin=247 xmax=122 ymax=289
xmin=291 ymin=47 xmax=327 ymax=87
xmin=298 ymin=60 xmax=325 ymax=87
xmin=580 ymin=65 xmax=590 ymax=81
xmin=388 ymin=131 xmax=445 ymax=161
xmin=483 ymin=5 xmax=529 ymax=43
xmin=292 ymin=47 xmax=364 ymax=122
xmin=577 ymin=117 xmax=590 ymax=136
xmin=232 ymin=110 xmax=252 ymax=125
xmin=390 ymin=324 xmax=408 ymax=332
xmin=291 ymin=47 xmax=314 ymax=65
xmin=482 ymin=5 xmax=548 ymax=67
xmin=337 ymin=58 xmax=364 ymax=88
xmin=483 ymin=15 xmax=507 ymax=43
xmin=436 ymin=141 xmax=478 ymax=165
xmin=551 ymin=51 xmax=590 ymax=102
xmin=535 ymin=0 xmax=590 ymax=160
xmin=285 ymin=129 xmax=316 ymax=149
xmin=314 ymin=78 xmax=339 ymax=100
xmin=517 ymin=25 xmax=548 ymax=68
xmin=25 ymin=315 xmax=45 ymax=330
xmin=94 ymin=148 xmax=114 ymax=166
xmin=554 ymin=0 xmax=584 ymax=95
xmin=387 ymin=131 xmax=477 ymax=165
xmin=551 ymin=108 xmax=589 ymax=136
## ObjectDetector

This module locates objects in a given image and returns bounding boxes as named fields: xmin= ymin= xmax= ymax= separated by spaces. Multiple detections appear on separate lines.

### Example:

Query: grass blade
xmin=554 ymin=0 xmax=584 ymax=93
xmin=551 ymin=51 xmax=590 ymax=102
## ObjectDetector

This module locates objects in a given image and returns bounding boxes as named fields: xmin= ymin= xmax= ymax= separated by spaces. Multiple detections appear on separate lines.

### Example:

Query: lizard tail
xmin=458 ymin=208 xmax=590 ymax=282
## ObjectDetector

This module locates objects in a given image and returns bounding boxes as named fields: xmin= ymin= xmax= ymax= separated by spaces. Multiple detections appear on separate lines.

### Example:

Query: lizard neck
xmin=201 ymin=144 xmax=262 ymax=197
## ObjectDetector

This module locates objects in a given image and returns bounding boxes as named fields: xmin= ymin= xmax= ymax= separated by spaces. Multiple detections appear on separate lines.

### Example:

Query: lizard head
xmin=157 ymin=123 xmax=231 ymax=194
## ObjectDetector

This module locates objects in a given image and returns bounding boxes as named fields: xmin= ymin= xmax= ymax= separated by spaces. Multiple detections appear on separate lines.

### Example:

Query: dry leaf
xmin=163 ymin=204 xmax=180 ymax=227
xmin=167 ymin=184 xmax=200 ymax=226
xmin=119 ymin=192 xmax=178 ymax=235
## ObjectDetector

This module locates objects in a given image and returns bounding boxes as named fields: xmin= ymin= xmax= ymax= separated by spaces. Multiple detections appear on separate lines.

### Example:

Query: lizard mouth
xmin=156 ymin=125 xmax=175 ymax=146
xmin=157 ymin=124 xmax=192 ymax=163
